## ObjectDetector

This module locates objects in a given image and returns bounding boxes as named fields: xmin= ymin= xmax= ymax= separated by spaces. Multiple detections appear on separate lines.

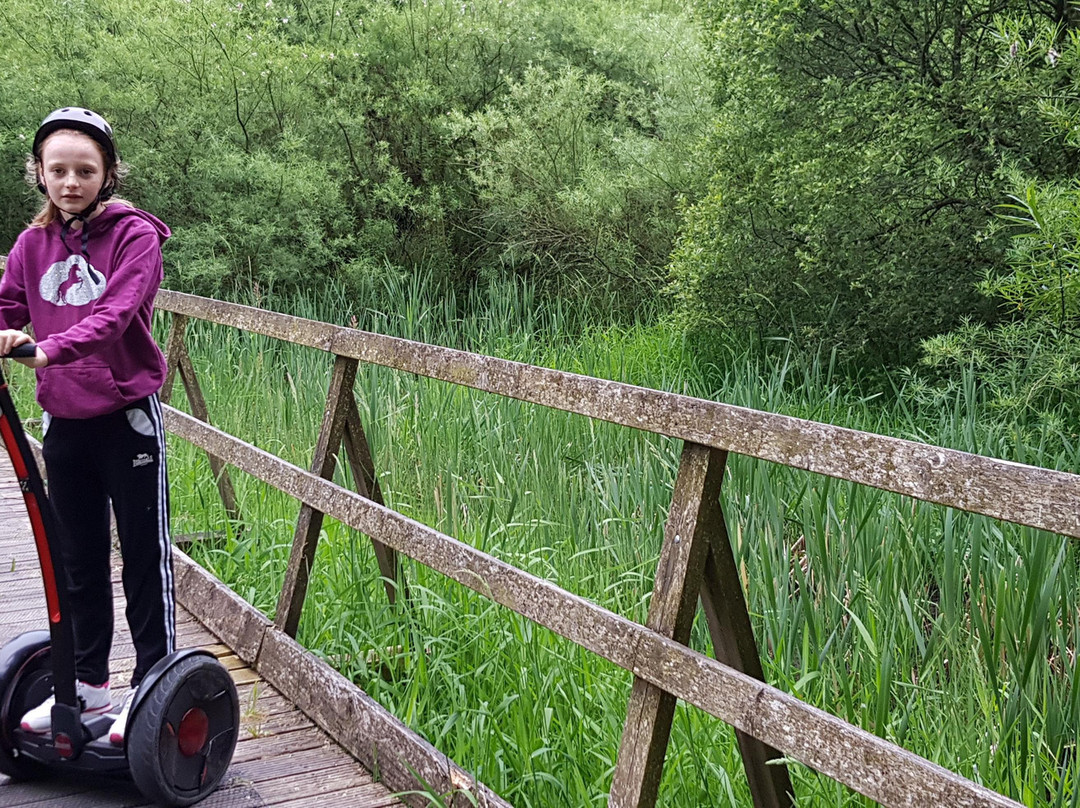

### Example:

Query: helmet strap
xmin=57 ymin=197 xmax=105 ymax=283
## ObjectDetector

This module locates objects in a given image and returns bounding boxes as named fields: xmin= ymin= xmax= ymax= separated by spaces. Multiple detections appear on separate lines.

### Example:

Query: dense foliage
xmin=0 ymin=0 xmax=708 ymax=308
xmin=671 ymin=0 xmax=1078 ymax=365
xmin=916 ymin=22 xmax=1080 ymax=428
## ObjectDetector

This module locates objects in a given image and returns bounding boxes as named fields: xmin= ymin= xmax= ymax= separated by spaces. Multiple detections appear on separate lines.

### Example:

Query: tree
xmin=916 ymin=22 xmax=1080 ymax=426
xmin=0 ymin=0 xmax=708 ymax=306
xmin=671 ymin=0 xmax=1073 ymax=365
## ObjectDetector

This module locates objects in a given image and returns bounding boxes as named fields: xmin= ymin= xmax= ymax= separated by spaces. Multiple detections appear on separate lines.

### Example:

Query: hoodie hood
xmin=52 ymin=203 xmax=170 ymax=266
xmin=75 ymin=203 xmax=171 ymax=245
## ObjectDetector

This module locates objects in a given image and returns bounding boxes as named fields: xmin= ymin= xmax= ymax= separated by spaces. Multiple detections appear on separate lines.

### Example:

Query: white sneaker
xmin=109 ymin=690 xmax=136 ymax=745
xmin=20 ymin=680 xmax=112 ymax=734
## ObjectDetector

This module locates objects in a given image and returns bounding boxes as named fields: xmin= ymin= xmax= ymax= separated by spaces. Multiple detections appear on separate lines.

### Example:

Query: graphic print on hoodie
xmin=40 ymin=254 xmax=107 ymax=306
xmin=0 ymin=205 xmax=171 ymax=419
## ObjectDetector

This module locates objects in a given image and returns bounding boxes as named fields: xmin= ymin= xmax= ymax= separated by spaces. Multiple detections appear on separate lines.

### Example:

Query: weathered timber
xmin=612 ymin=443 xmax=792 ymax=808
xmin=170 ymin=540 xmax=509 ymax=808
xmin=698 ymin=459 xmax=794 ymax=807
xmin=161 ymin=312 xmax=240 ymax=522
xmin=343 ymin=392 xmax=405 ymax=604
xmin=610 ymin=444 xmax=728 ymax=808
xmin=230 ymin=726 xmax=331 ymax=763
xmin=160 ymin=311 xmax=186 ymax=408
xmin=276 ymin=355 xmax=359 ymax=637
xmin=228 ymin=758 xmax=393 ymax=807
xmin=342 ymin=394 xmax=384 ymax=504
xmin=172 ymin=547 xmax=271 ymax=664
xmin=163 ymin=406 xmax=1023 ymax=808
xmin=231 ymin=747 xmax=369 ymax=784
xmin=258 ymin=626 xmax=510 ymax=808
xmin=155 ymin=290 xmax=1080 ymax=539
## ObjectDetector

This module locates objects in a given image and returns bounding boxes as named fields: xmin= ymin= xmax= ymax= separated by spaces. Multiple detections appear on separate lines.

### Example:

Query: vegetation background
xmin=2 ymin=0 xmax=1080 ymax=805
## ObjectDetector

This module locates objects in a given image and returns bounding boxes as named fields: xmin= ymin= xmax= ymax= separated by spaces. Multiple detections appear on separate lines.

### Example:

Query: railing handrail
xmin=164 ymin=406 xmax=1021 ymax=808
xmin=157 ymin=289 xmax=1080 ymax=540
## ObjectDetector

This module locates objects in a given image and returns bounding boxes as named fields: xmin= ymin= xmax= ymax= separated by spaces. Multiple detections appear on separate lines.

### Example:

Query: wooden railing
xmin=156 ymin=290 xmax=1079 ymax=808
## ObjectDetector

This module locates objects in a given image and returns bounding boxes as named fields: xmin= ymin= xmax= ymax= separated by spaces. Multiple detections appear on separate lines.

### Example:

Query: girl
xmin=0 ymin=107 xmax=175 ymax=745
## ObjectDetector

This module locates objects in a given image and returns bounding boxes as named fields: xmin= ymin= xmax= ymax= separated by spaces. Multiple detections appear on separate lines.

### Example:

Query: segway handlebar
xmin=3 ymin=343 xmax=38 ymax=359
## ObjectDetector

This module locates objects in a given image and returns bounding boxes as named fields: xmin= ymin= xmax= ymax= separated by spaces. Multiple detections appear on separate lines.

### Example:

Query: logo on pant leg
xmin=132 ymin=453 xmax=154 ymax=468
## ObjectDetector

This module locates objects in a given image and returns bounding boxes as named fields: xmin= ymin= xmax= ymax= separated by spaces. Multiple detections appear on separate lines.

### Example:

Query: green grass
xmin=7 ymin=272 xmax=1078 ymax=806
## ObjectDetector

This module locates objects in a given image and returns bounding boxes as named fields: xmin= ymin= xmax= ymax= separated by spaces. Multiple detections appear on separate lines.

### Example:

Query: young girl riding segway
xmin=0 ymin=107 xmax=238 ymax=807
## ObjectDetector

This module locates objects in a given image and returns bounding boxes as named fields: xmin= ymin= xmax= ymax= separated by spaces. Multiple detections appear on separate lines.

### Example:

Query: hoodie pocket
xmin=38 ymin=362 xmax=124 ymax=418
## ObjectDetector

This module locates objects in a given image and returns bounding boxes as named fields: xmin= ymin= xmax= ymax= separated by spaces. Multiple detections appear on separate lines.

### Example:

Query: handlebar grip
xmin=4 ymin=343 xmax=38 ymax=359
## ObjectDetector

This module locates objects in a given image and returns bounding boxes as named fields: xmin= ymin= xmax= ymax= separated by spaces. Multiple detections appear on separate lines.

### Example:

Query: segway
xmin=0 ymin=344 xmax=239 ymax=806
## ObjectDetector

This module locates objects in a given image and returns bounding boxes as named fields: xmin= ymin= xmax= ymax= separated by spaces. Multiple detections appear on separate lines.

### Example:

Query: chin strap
xmin=58 ymin=200 xmax=104 ymax=284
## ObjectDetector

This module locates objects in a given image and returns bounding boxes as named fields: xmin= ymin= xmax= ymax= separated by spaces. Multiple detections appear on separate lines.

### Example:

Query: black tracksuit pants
xmin=41 ymin=393 xmax=175 ymax=688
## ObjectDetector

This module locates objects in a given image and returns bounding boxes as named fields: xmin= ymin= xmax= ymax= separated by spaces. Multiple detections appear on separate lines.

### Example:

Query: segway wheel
xmin=127 ymin=654 xmax=238 ymax=807
xmin=0 ymin=639 xmax=52 ymax=781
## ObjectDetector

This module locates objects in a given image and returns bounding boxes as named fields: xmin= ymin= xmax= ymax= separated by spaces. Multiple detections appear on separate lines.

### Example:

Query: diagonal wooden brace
xmin=609 ymin=442 xmax=792 ymax=808
xmin=342 ymin=393 xmax=407 ymax=605
xmin=162 ymin=313 xmax=240 ymax=524
xmin=610 ymin=442 xmax=722 ymax=807
xmin=699 ymin=479 xmax=794 ymax=807
xmin=276 ymin=354 xmax=358 ymax=637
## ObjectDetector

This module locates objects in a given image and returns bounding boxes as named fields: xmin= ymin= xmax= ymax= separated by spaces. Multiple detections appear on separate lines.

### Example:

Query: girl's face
xmin=37 ymin=131 xmax=107 ymax=218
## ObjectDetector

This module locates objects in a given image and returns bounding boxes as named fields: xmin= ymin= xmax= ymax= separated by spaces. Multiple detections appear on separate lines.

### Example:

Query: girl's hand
xmin=0 ymin=329 xmax=32 ymax=357
xmin=20 ymin=348 xmax=48 ymax=369
xmin=0 ymin=331 xmax=47 ymax=368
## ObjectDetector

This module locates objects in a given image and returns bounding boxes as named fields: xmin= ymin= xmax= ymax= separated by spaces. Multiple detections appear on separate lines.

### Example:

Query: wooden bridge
xmin=2 ymin=289 xmax=1079 ymax=808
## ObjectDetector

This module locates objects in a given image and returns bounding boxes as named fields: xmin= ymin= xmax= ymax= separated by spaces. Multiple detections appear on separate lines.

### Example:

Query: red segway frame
xmin=0 ymin=344 xmax=85 ymax=755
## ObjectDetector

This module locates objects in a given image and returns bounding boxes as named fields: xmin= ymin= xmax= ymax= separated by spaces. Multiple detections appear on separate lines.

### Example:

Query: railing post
xmin=699 ymin=493 xmax=794 ymax=808
xmin=162 ymin=313 xmax=241 ymax=524
xmin=276 ymin=354 xmax=358 ymax=638
xmin=610 ymin=442 xmax=723 ymax=807
xmin=610 ymin=442 xmax=793 ymax=808
xmin=342 ymin=393 xmax=408 ymax=605
xmin=161 ymin=312 xmax=185 ymax=406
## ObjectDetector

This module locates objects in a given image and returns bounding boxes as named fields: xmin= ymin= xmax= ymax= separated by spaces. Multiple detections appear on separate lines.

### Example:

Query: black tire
xmin=127 ymin=655 xmax=238 ymax=807
xmin=0 ymin=645 xmax=52 ymax=781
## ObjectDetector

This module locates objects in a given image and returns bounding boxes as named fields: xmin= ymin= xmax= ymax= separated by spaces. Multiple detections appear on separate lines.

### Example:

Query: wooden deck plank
xmin=0 ymin=450 xmax=403 ymax=808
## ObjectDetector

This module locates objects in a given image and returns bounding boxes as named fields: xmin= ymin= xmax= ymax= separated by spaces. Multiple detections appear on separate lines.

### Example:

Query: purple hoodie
xmin=0 ymin=204 xmax=170 ymax=418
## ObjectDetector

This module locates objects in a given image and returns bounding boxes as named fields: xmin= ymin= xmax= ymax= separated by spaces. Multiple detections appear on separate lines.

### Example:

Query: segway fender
xmin=127 ymin=648 xmax=217 ymax=726
xmin=0 ymin=631 xmax=52 ymax=779
xmin=0 ymin=631 xmax=51 ymax=688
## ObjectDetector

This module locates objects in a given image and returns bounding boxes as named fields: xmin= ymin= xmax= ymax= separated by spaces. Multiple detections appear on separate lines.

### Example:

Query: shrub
xmin=670 ymin=0 xmax=1072 ymax=366
xmin=909 ymin=22 xmax=1080 ymax=438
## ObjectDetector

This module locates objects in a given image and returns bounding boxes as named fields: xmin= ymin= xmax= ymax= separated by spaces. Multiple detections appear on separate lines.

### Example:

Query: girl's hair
xmin=24 ymin=128 xmax=132 ymax=228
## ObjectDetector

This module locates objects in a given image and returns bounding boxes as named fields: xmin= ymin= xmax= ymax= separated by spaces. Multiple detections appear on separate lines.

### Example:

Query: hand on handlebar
xmin=0 ymin=331 xmax=48 ymax=368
